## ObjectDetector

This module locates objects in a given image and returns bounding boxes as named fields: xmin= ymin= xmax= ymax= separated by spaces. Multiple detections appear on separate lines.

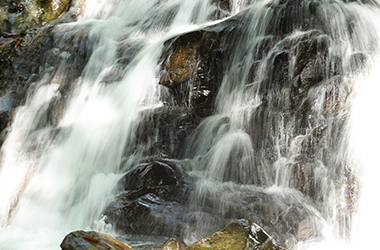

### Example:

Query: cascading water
xmin=0 ymin=0 xmax=379 ymax=249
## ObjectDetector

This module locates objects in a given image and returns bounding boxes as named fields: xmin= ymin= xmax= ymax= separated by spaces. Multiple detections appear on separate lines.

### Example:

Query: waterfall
xmin=0 ymin=0 xmax=379 ymax=249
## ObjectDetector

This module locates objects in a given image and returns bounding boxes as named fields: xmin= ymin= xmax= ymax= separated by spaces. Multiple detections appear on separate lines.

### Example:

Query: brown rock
xmin=60 ymin=230 xmax=132 ymax=250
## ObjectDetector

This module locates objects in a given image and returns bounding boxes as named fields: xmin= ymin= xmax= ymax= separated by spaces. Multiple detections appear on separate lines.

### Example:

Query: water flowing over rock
xmin=0 ymin=0 xmax=379 ymax=249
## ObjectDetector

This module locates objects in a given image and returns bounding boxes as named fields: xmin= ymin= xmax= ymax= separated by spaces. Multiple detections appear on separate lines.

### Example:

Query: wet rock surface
xmin=103 ymin=160 xmax=194 ymax=238
xmin=186 ymin=219 xmax=285 ymax=250
xmin=60 ymin=230 xmax=132 ymax=250
xmin=155 ymin=237 xmax=188 ymax=250
xmin=125 ymin=106 xmax=204 ymax=161
xmin=159 ymin=11 xmax=247 ymax=112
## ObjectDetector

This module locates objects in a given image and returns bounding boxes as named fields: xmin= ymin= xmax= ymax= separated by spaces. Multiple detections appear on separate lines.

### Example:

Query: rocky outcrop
xmin=153 ymin=1 xmax=358 ymax=246
xmin=60 ymin=230 xmax=132 ymax=250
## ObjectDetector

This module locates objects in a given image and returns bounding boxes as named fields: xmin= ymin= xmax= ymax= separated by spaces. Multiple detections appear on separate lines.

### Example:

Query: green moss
xmin=186 ymin=220 xmax=286 ymax=250
xmin=159 ymin=237 xmax=188 ymax=250
xmin=36 ymin=0 xmax=71 ymax=23
xmin=186 ymin=222 xmax=248 ymax=250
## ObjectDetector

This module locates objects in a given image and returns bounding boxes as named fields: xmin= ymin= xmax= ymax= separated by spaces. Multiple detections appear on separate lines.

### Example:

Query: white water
xmin=0 ymin=0 xmax=219 ymax=248
xmin=0 ymin=0 xmax=379 ymax=249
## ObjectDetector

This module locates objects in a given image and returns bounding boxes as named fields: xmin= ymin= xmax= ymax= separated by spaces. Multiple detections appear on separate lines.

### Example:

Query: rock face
xmin=0 ymin=0 xmax=89 ymax=138
xmin=60 ymin=230 xmax=132 ymax=250
xmin=159 ymin=11 xmax=247 ymax=114
xmin=186 ymin=219 xmax=285 ymax=250
xmin=124 ymin=106 xmax=204 ymax=161
xmin=105 ymin=2 xmax=359 ymax=246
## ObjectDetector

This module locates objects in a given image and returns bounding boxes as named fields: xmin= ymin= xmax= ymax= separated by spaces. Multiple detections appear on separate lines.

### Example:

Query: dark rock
xmin=103 ymin=161 xmax=193 ymax=237
xmin=209 ymin=0 xmax=232 ymax=20
xmin=0 ymin=91 xmax=18 ymax=143
xmin=159 ymin=12 xmax=247 ymax=111
xmin=118 ymin=160 xmax=191 ymax=200
xmin=124 ymin=106 xmax=204 ymax=161
xmin=186 ymin=219 xmax=285 ymax=250
xmin=1 ymin=19 xmax=12 ymax=33
xmin=186 ymin=186 xmax=318 ymax=248
xmin=211 ymin=0 xmax=232 ymax=12
xmin=60 ymin=230 xmax=132 ymax=250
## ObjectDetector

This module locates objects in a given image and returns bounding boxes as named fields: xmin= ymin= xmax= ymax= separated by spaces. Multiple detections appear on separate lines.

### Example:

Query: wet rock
xmin=0 ymin=28 xmax=51 ymax=135
xmin=0 ymin=91 xmax=18 ymax=141
xmin=155 ymin=237 xmax=188 ymax=250
xmin=118 ymin=160 xmax=191 ymax=199
xmin=60 ymin=230 xmax=132 ymax=250
xmin=126 ymin=106 xmax=204 ymax=161
xmin=1 ymin=19 xmax=12 ymax=33
xmin=0 ymin=0 xmax=72 ymax=35
xmin=211 ymin=0 xmax=231 ymax=12
xmin=159 ymin=12 xmax=247 ymax=111
xmin=188 ymin=187 xmax=316 ymax=248
xmin=103 ymin=161 xmax=193 ymax=238
xmin=247 ymin=28 xmax=350 ymax=195
xmin=186 ymin=219 xmax=285 ymax=250
xmin=208 ymin=0 xmax=232 ymax=20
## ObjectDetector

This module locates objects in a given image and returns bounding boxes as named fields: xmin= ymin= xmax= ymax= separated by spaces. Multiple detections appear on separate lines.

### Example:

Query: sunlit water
xmin=0 ymin=0 xmax=379 ymax=249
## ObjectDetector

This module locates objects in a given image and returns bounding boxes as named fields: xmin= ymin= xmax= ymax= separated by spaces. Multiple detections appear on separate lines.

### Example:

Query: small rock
xmin=60 ymin=230 xmax=132 ymax=250
xmin=156 ymin=237 xmax=188 ymax=250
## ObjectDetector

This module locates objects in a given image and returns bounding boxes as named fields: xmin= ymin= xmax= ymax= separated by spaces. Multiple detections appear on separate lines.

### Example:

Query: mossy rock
xmin=35 ymin=0 xmax=71 ymax=23
xmin=186 ymin=220 xmax=286 ymax=250
xmin=0 ymin=0 xmax=71 ymax=34
xmin=157 ymin=237 xmax=188 ymax=250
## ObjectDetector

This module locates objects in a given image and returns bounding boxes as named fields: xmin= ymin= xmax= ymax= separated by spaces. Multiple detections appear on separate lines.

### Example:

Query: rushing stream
xmin=0 ymin=0 xmax=379 ymax=249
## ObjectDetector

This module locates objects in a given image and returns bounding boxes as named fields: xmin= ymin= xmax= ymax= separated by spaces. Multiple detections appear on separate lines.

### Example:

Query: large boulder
xmin=103 ymin=161 xmax=193 ymax=238
xmin=60 ymin=230 xmax=132 ymax=250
